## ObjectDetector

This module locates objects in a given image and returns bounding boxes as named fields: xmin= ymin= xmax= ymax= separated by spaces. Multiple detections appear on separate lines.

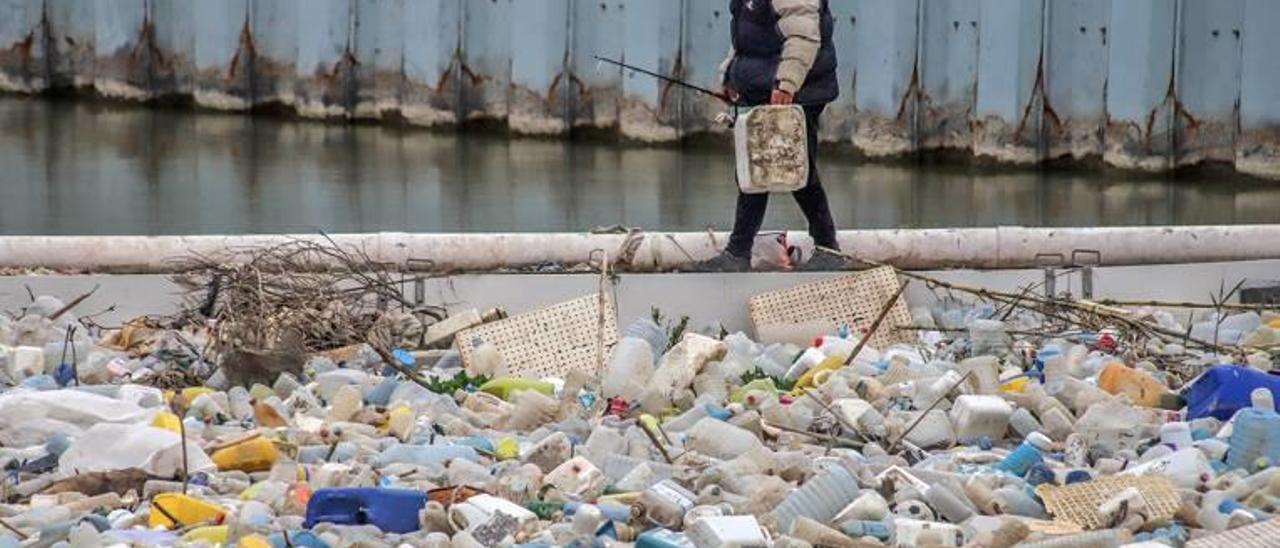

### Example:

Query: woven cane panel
xmin=456 ymin=294 xmax=618 ymax=380
xmin=1187 ymin=518 xmax=1280 ymax=548
xmin=749 ymin=267 xmax=912 ymax=349
xmin=1036 ymin=475 xmax=1179 ymax=530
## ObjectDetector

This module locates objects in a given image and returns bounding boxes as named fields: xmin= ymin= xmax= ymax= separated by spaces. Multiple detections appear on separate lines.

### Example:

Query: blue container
xmin=1227 ymin=408 xmax=1280 ymax=471
xmin=1184 ymin=366 xmax=1280 ymax=420
xmin=269 ymin=530 xmax=330 ymax=548
xmin=993 ymin=441 xmax=1043 ymax=477
xmin=635 ymin=529 xmax=695 ymax=548
xmin=304 ymin=488 xmax=427 ymax=533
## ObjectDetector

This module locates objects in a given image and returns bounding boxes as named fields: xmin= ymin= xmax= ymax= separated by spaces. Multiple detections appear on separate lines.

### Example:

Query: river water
xmin=2 ymin=95 xmax=1278 ymax=236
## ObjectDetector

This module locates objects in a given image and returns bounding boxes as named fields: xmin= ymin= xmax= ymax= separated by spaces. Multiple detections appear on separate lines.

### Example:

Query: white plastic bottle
xmin=602 ymin=337 xmax=654 ymax=401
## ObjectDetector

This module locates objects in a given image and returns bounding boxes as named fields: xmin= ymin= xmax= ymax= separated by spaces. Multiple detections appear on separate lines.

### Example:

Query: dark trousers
xmin=726 ymin=104 xmax=840 ymax=258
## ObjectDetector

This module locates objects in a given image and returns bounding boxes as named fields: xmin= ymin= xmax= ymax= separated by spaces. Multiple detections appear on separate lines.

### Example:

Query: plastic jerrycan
xmin=1097 ymin=362 xmax=1177 ymax=408
xmin=149 ymin=493 xmax=227 ymax=529
xmin=304 ymin=488 xmax=427 ymax=534
xmin=1184 ymin=366 xmax=1280 ymax=420
xmin=1227 ymin=408 xmax=1280 ymax=472
xmin=212 ymin=436 xmax=280 ymax=473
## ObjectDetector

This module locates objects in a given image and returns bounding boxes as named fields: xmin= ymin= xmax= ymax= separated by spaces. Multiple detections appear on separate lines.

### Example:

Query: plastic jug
xmin=603 ymin=338 xmax=655 ymax=401
xmin=1227 ymin=408 xmax=1280 ymax=472
xmin=994 ymin=432 xmax=1051 ymax=476
xmin=969 ymin=319 xmax=1009 ymax=357
xmin=1098 ymin=362 xmax=1178 ymax=408
xmin=545 ymin=456 xmax=605 ymax=498
xmin=149 ymin=493 xmax=227 ymax=529
xmin=958 ymin=356 xmax=1002 ymax=394
xmin=447 ymin=494 xmax=537 ymax=537
xmin=950 ymin=395 xmax=1013 ymax=441
xmin=1184 ymin=366 xmax=1280 ymax=420
xmin=212 ymin=436 xmax=280 ymax=473
xmin=304 ymin=488 xmax=426 ymax=534
xmin=686 ymin=515 xmax=767 ymax=547
xmin=376 ymin=443 xmax=479 ymax=467
xmin=686 ymin=417 xmax=762 ymax=460
xmin=635 ymin=528 xmax=696 ymax=548
xmin=638 ymin=480 xmax=698 ymax=529
xmin=772 ymin=464 xmax=858 ymax=534
xmin=816 ymin=336 xmax=857 ymax=363
xmin=838 ymin=519 xmax=891 ymax=542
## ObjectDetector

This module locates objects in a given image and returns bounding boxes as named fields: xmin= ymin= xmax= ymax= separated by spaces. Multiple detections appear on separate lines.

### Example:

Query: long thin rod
xmin=593 ymin=55 xmax=731 ymax=103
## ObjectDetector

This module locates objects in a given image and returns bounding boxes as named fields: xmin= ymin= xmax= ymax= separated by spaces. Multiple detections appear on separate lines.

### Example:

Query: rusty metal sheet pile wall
xmin=0 ymin=0 xmax=1278 ymax=178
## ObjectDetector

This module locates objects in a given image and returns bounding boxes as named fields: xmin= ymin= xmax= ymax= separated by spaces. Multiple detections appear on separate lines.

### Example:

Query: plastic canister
xmin=212 ymin=437 xmax=280 ymax=473
xmin=926 ymin=481 xmax=976 ymax=524
xmin=1098 ymin=362 xmax=1177 ymax=408
xmin=785 ymin=348 xmax=828 ymax=381
xmin=638 ymin=480 xmax=698 ymax=530
xmin=304 ymin=488 xmax=426 ymax=534
xmin=1227 ymin=408 xmax=1280 ymax=472
xmin=149 ymin=493 xmax=227 ymax=529
xmin=686 ymin=515 xmax=767 ymax=548
xmin=950 ymin=395 xmax=1013 ymax=441
xmin=1121 ymin=447 xmax=1212 ymax=490
xmin=994 ymin=432 xmax=1051 ymax=476
xmin=1184 ymin=366 xmax=1280 ymax=420
xmin=958 ymin=356 xmax=1002 ymax=394
xmin=772 ymin=464 xmax=858 ymax=534
xmin=447 ymin=494 xmax=537 ymax=537
xmin=894 ymin=518 xmax=965 ymax=547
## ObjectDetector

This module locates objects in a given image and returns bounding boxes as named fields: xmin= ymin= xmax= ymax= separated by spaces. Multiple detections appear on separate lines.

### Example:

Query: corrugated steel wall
xmin=1 ymin=0 xmax=1277 ymax=178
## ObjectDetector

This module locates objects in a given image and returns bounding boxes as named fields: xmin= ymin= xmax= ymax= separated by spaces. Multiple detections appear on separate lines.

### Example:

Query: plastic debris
xmin=3 ymin=262 xmax=1280 ymax=548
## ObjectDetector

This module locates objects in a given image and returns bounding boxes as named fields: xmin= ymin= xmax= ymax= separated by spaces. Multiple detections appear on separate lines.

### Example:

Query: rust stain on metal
xmin=894 ymin=62 xmax=920 ymax=123
xmin=228 ymin=16 xmax=258 ymax=81
xmin=657 ymin=49 xmax=685 ymax=112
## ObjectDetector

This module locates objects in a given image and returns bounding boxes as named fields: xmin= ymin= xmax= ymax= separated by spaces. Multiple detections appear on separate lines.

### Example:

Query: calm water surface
xmin=2 ymin=96 xmax=1279 ymax=235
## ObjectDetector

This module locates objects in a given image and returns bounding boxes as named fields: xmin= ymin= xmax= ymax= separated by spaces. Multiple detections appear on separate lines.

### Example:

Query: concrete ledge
xmin=1 ymin=226 xmax=1279 ymax=274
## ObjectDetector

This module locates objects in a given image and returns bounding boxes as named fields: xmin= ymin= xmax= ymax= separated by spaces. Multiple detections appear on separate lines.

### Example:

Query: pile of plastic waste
xmin=3 ymin=291 xmax=1280 ymax=548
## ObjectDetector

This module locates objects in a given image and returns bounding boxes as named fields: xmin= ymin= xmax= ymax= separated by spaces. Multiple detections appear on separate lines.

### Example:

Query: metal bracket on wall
xmin=1035 ymin=253 xmax=1066 ymax=299
xmin=1071 ymin=249 xmax=1102 ymax=300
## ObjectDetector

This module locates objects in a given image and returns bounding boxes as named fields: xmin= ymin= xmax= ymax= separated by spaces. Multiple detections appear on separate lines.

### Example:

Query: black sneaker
xmin=686 ymin=251 xmax=751 ymax=273
xmin=797 ymin=248 xmax=850 ymax=272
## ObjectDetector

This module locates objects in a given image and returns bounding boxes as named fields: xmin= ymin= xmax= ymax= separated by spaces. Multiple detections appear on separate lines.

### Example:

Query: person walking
xmin=693 ymin=0 xmax=847 ymax=272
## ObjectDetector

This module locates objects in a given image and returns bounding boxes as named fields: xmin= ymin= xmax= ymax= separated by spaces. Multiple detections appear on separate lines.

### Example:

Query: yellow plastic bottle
xmin=1097 ymin=362 xmax=1174 ymax=408
xmin=150 ymin=411 xmax=182 ymax=433
xmin=181 ymin=525 xmax=229 ymax=545
xmin=178 ymin=387 xmax=215 ymax=407
xmin=212 ymin=436 xmax=280 ymax=473
xmin=790 ymin=356 xmax=846 ymax=395
xmin=478 ymin=378 xmax=556 ymax=400
xmin=149 ymin=493 xmax=226 ymax=529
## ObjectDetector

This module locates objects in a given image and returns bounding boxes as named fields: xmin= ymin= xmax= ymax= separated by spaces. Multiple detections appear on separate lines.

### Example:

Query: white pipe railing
xmin=0 ymin=226 xmax=1277 ymax=274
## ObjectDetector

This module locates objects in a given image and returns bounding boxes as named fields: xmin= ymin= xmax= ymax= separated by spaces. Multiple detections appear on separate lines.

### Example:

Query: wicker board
xmin=455 ymin=294 xmax=618 ymax=380
xmin=1187 ymin=518 xmax=1280 ymax=548
xmin=1037 ymin=475 xmax=1180 ymax=530
xmin=748 ymin=266 xmax=912 ymax=350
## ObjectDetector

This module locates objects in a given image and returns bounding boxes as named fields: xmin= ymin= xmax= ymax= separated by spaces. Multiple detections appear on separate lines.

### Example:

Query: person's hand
xmin=722 ymin=85 xmax=740 ymax=104
xmin=771 ymin=89 xmax=794 ymax=105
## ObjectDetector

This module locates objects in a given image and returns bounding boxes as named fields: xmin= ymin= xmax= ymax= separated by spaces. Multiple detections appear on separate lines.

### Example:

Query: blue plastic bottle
xmin=995 ymin=432 xmax=1051 ymax=477
xmin=1227 ymin=407 xmax=1280 ymax=472
xmin=839 ymin=519 xmax=892 ymax=542
xmin=304 ymin=488 xmax=427 ymax=534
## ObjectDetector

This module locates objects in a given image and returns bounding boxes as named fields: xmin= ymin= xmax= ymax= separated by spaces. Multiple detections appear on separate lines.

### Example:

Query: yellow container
xmin=1269 ymin=318 xmax=1280 ymax=330
xmin=179 ymin=387 xmax=215 ymax=407
xmin=790 ymin=356 xmax=845 ymax=395
xmin=237 ymin=535 xmax=272 ymax=548
xmin=149 ymin=493 xmax=226 ymax=529
xmin=495 ymin=437 xmax=519 ymax=460
xmin=150 ymin=411 xmax=182 ymax=433
xmin=478 ymin=378 xmax=556 ymax=400
xmin=1097 ymin=362 xmax=1172 ymax=408
xmin=1000 ymin=376 xmax=1030 ymax=394
xmin=212 ymin=436 xmax=280 ymax=473
xmin=181 ymin=525 xmax=229 ymax=545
